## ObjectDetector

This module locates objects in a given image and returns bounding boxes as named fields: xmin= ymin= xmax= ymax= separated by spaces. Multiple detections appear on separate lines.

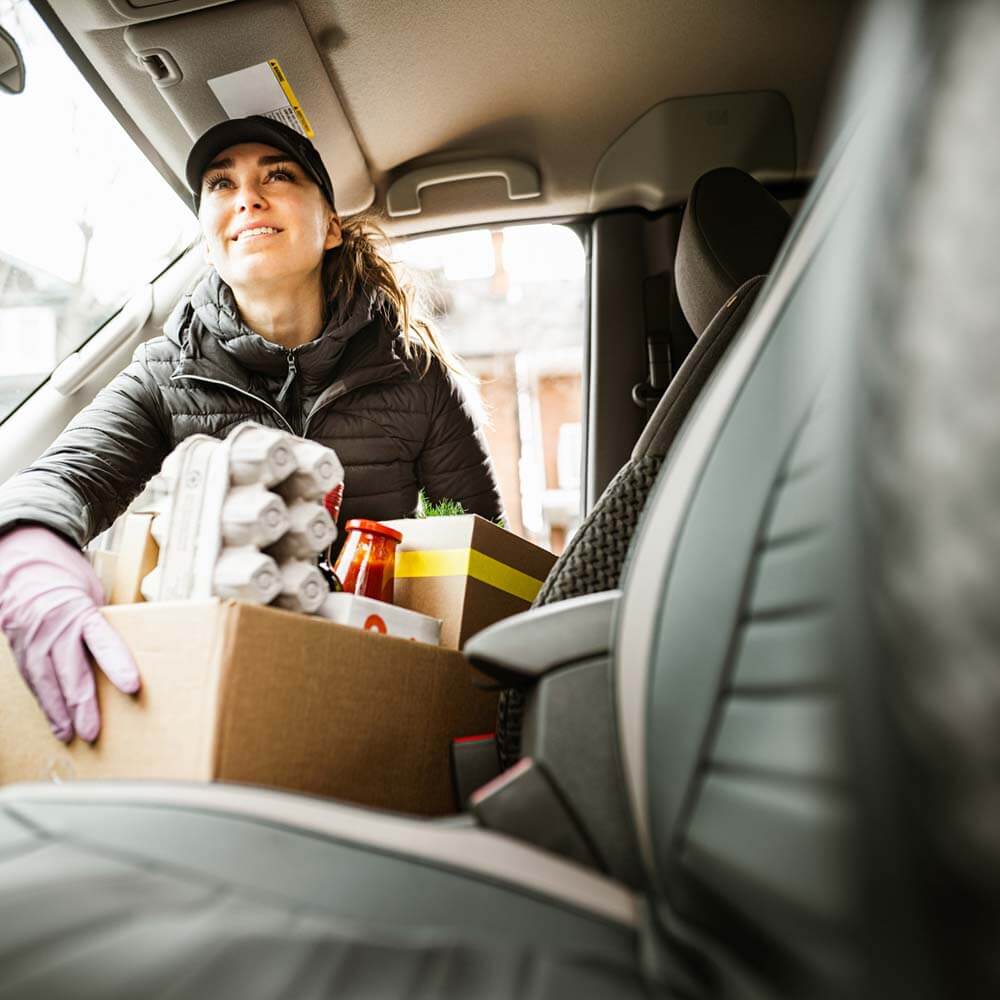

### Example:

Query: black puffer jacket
xmin=0 ymin=271 xmax=503 ymax=547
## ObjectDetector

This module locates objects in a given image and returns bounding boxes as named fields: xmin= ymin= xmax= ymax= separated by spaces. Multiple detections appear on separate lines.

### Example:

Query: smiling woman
xmin=196 ymin=141 xmax=344 ymax=352
xmin=0 ymin=115 xmax=503 ymax=744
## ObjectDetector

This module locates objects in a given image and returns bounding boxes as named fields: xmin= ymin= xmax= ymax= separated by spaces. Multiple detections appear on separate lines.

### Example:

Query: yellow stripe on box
xmin=268 ymin=59 xmax=315 ymax=138
xmin=396 ymin=548 xmax=544 ymax=603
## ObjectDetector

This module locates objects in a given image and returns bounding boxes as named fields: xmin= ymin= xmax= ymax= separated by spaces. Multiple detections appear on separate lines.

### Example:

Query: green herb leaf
xmin=417 ymin=490 xmax=466 ymax=518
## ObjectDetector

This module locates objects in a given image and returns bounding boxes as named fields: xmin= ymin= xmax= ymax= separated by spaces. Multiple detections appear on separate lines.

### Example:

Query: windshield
xmin=0 ymin=0 xmax=199 ymax=424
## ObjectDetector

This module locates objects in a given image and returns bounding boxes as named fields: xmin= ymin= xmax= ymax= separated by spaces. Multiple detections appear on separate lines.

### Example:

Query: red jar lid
xmin=344 ymin=518 xmax=403 ymax=544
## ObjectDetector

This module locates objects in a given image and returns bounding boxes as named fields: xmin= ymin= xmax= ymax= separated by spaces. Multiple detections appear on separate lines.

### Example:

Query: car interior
xmin=1 ymin=0 xmax=997 ymax=997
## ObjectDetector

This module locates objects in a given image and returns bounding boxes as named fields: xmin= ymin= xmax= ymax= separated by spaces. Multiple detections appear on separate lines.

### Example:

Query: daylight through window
xmin=393 ymin=224 xmax=586 ymax=554
xmin=0 ymin=0 xmax=199 ymax=423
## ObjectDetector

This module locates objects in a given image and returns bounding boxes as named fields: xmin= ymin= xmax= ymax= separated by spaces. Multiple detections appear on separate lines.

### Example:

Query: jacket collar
xmin=166 ymin=269 xmax=395 ymax=396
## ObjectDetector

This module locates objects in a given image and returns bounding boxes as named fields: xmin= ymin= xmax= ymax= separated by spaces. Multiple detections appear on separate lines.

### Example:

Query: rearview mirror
xmin=0 ymin=25 xmax=25 ymax=95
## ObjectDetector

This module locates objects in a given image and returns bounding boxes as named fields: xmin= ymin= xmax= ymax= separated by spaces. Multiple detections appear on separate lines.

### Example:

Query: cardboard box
xmin=0 ymin=600 xmax=497 ymax=816
xmin=319 ymin=593 xmax=442 ymax=645
xmin=108 ymin=512 xmax=159 ymax=604
xmin=382 ymin=515 xmax=557 ymax=650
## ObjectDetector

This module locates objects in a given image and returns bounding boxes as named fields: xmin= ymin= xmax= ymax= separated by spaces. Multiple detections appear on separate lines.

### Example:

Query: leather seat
xmin=0 ymin=145 xmax=854 ymax=997
xmin=0 ymin=784 xmax=648 ymax=998
xmin=0 ymin=1 xmax=964 ymax=993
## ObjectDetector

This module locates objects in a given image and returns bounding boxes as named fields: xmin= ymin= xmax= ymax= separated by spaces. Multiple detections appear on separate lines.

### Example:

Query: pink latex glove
xmin=0 ymin=525 xmax=140 ymax=742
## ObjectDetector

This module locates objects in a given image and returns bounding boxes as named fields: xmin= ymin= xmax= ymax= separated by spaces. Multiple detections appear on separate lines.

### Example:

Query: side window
xmin=394 ymin=224 xmax=586 ymax=554
xmin=0 ymin=2 xmax=199 ymax=424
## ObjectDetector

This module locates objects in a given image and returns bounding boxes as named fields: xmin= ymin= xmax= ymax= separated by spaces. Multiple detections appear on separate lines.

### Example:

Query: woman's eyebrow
xmin=202 ymin=154 xmax=293 ymax=175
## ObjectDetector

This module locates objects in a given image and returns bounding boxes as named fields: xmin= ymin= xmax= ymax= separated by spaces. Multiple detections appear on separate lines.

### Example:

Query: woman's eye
xmin=204 ymin=174 xmax=232 ymax=192
xmin=266 ymin=168 xmax=295 ymax=182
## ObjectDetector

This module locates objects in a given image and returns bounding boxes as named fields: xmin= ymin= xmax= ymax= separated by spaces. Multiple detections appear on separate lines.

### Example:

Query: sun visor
xmin=589 ymin=91 xmax=796 ymax=214
xmin=124 ymin=0 xmax=373 ymax=215
xmin=108 ymin=0 xmax=236 ymax=19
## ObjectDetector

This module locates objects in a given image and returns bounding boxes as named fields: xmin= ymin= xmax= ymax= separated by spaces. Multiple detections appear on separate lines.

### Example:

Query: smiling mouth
xmin=233 ymin=226 xmax=282 ymax=242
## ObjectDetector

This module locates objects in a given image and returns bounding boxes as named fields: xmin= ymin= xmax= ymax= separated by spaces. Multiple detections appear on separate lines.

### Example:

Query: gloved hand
xmin=0 ymin=525 xmax=141 ymax=743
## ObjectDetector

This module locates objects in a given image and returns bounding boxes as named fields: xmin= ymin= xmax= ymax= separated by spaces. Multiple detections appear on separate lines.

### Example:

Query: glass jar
xmin=332 ymin=519 xmax=403 ymax=604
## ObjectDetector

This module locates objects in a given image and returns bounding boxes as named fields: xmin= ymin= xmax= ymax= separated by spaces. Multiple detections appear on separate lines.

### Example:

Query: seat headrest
xmin=674 ymin=167 xmax=792 ymax=336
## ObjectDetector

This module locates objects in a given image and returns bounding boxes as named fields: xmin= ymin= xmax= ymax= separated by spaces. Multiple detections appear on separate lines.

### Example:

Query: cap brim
xmin=185 ymin=117 xmax=329 ymax=207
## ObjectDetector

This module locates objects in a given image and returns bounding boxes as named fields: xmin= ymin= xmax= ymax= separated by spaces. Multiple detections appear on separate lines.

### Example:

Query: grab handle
xmin=386 ymin=158 xmax=541 ymax=217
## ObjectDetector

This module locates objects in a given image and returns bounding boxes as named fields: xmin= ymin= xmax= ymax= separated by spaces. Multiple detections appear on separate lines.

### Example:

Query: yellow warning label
xmin=267 ymin=59 xmax=314 ymax=138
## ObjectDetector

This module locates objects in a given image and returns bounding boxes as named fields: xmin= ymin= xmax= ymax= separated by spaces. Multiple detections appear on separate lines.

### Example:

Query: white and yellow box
xmin=381 ymin=515 xmax=557 ymax=650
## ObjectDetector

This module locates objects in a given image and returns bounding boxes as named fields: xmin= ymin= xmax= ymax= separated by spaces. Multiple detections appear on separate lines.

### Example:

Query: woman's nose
xmin=235 ymin=181 xmax=267 ymax=211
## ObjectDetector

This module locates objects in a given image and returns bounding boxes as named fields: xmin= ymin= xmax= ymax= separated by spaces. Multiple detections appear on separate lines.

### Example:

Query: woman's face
xmin=198 ymin=141 xmax=342 ymax=292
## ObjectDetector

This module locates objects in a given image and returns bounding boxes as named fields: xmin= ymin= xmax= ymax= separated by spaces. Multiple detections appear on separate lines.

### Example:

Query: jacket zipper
xmin=276 ymin=349 xmax=298 ymax=404
xmin=169 ymin=372 xmax=295 ymax=434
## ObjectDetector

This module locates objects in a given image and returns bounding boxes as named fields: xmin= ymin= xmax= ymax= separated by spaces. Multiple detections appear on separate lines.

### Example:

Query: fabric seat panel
xmin=643 ymin=268 xmax=833 ymax=868
xmin=1 ymin=796 xmax=638 ymax=967
xmin=0 ymin=821 xmax=648 ymax=1000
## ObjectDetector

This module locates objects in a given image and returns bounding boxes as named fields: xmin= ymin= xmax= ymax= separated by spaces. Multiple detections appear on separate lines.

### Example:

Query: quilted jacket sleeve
xmin=0 ymin=344 xmax=172 ymax=548
xmin=416 ymin=361 xmax=504 ymax=521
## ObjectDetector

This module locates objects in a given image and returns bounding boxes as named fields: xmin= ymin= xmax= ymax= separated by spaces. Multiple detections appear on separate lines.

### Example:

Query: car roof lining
xmin=43 ymin=0 xmax=855 ymax=236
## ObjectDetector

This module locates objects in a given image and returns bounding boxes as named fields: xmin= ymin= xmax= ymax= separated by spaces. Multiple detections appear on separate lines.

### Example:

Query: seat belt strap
xmin=643 ymin=272 xmax=673 ymax=395
xmin=633 ymin=271 xmax=698 ymax=416
xmin=632 ymin=273 xmax=673 ymax=416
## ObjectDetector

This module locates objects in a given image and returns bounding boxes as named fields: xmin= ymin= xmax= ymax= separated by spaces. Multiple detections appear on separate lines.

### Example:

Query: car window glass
xmin=393 ymin=224 xmax=586 ymax=553
xmin=0 ymin=1 xmax=199 ymax=424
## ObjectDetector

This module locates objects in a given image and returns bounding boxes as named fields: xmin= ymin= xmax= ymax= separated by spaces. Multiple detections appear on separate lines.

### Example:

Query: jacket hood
xmin=164 ymin=269 xmax=387 ymax=395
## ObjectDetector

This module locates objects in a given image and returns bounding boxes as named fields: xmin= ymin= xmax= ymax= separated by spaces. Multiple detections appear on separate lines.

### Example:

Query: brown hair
xmin=322 ymin=212 xmax=472 ymax=380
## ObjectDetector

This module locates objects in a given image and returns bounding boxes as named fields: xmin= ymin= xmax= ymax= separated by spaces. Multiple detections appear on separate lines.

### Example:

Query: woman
xmin=0 ymin=116 xmax=502 ymax=743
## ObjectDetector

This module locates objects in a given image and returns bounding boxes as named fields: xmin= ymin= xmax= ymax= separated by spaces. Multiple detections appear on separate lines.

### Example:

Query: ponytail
xmin=322 ymin=213 xmax=473 ymax=381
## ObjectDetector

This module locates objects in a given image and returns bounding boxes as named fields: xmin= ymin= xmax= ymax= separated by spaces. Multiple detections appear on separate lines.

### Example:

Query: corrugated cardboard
xmin=0 ymin=600 xmax=497 ymax=816
xmin=382 ymin=515 xmax=557 ymax=650
xmin=108 ymin=513 xmax=159 ymax=604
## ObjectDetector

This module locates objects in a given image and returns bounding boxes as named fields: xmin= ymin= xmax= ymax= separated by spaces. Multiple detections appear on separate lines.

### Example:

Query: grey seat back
xmin=498 ymin=170 xmax=791 ymax=768
xmin=613 ymin=13 xmax=927 ymax=991
xmin=619 ymin=169 xmax=858 ymax=995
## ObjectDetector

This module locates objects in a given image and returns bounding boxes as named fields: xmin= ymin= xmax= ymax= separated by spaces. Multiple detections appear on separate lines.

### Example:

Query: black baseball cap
xmin=185 ymin=115 xmax=336 ymax=212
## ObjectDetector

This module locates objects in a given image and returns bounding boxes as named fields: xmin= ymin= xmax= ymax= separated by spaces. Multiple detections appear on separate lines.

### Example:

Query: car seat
xmin=0 ymin=3 xmax=979 ymax=996
xmin=0 ymin=105 xmax=857 ymax=1000
xmin=496 ymin=166 xmax=792 ymax=769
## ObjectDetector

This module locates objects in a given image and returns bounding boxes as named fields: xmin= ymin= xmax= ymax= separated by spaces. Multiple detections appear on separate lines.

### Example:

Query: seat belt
xmin=632 ymin=272 xmax=673 ymax=418
xmin=633 ymin=272 xmax=696 ymax=419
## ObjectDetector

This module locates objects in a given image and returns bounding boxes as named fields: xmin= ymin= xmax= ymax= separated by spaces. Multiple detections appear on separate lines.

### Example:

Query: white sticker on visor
xmin=208 ymin=59 xmax=314 ymax=138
